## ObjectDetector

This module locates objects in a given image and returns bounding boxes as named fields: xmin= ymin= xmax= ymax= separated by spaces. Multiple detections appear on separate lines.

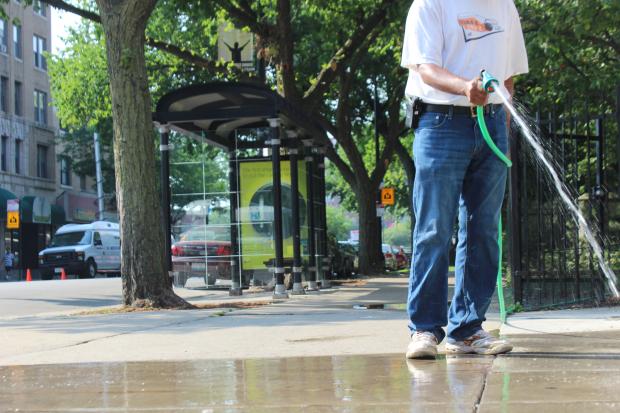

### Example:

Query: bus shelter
xmin=153 ymin=82 xmax=329 ymax=297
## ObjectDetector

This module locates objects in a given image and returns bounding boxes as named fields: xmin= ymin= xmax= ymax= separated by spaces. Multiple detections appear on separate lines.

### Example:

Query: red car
xmin=171 ymin=227 xmax=231 ymax=285
xmin=394 ymin=247 xmax=409 ymax=270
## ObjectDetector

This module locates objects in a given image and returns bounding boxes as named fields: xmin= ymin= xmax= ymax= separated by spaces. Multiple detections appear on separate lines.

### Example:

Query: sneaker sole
xmin=445 ymin=343 xmax=513 ymax=355
xmin=406 ymin=347 xmax=438 ymax=359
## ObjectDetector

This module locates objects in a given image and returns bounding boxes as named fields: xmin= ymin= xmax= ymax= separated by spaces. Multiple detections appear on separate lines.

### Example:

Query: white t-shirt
xmin=401 ymin=0 xmax=529 ymax=106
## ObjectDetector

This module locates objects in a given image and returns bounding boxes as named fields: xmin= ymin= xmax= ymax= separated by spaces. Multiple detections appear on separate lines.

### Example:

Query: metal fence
xmin=507 ymin=95 xmax=620 ymax=310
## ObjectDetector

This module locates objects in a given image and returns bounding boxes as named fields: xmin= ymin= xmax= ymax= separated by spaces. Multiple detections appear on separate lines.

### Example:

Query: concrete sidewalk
xmin=1 ymin=277 xmax=619 ymax=412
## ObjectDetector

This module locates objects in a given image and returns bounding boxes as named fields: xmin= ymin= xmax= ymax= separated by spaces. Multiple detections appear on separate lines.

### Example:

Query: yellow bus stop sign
xmin=381 ymin=188 xmax=395 ymax=206
xmin=7 ymin=211 xmax=19 ymax=229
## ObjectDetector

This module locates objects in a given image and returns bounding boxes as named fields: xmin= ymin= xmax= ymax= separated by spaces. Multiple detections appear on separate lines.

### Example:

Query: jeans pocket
xmin=416 ymin=112 xmax=449 ymax=131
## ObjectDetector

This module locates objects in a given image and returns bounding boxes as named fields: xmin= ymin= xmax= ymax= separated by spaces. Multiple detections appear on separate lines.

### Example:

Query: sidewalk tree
xmin=92 ymin=0 xmax=193 ymax=308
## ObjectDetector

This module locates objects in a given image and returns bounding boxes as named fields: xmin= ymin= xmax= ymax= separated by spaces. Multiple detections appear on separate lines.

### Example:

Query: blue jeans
xmin=408 ymin=106 xmax=508 ymax=342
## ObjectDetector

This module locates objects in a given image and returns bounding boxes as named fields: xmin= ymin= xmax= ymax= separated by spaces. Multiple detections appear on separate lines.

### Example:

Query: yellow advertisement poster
xmin=239 ymin=160 xmax=308 ymax=270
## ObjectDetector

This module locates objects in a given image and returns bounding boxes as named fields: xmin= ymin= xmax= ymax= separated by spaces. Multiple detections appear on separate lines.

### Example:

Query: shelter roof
xmin=153 ymin=82 xmax=323 ymax=149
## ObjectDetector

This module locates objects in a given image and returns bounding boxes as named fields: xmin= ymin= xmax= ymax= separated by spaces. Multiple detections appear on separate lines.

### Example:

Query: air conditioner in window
xmin=0 ymin=45 xmax=7 ymax=54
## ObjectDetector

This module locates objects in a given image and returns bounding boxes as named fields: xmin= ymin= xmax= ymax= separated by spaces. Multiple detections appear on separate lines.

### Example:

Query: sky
xmin=51 ymin=7 xmax=83 ymax=54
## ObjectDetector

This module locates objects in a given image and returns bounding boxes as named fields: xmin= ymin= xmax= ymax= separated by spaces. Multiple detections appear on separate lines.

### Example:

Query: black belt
xmin=422 ymin=103 xmax=501 ymax=117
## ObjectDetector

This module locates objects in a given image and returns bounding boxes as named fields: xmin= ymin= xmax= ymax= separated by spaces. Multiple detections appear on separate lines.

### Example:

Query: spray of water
xmin=496 ymin=86 xmax=619 ymax=298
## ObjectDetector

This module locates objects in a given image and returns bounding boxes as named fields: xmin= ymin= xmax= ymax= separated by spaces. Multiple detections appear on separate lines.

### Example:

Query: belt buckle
xmin=469 ymin=106 xmax=477 ymax=118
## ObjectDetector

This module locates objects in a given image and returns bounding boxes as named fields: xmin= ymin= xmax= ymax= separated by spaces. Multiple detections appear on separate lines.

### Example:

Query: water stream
xmin=496 ymin=86 xmax=619 ymax=298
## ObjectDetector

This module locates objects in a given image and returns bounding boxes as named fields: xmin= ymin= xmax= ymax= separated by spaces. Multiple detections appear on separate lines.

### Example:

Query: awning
xmin=20 ymin=196 xmax=52 ymax=224
xmin=0 ymin=188 xmax=18 ymax=220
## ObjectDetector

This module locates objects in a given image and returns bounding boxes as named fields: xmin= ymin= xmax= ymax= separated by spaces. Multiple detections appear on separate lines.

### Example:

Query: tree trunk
xmin=357 ymin=188 xmax=384 ymax=275
xmin=96 ymin=0 xmax=191 ymax=308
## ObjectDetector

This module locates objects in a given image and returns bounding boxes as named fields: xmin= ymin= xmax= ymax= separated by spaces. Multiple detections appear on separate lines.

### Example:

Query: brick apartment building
xmin=0 ymin=1 xmax=99 ymax=276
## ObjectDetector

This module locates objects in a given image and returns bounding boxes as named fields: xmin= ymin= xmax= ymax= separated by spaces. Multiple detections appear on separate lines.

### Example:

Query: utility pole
xmin=94 ymin=132 xmax=105 ymax=220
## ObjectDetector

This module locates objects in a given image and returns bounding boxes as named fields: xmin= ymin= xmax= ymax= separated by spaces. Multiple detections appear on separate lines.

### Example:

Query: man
xmin=401 ymin=0 xmax=528 ymax=358
xmin=4 ymin=248 xmax=15 ymax=280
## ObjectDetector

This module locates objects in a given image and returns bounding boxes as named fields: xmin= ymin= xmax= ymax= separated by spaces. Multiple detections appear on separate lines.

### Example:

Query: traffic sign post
xmin=6 ymin=199 xmax=19 ymax=229
xmin=381 ymin=188 xmax=395 ymax=206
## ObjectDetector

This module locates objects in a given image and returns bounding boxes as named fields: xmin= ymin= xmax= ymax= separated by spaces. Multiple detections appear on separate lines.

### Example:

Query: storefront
xmin=56 ymin=192 xmax=99 ymax=223
xmin=13 ymin=196 xmax=65 ymax=276
xmin=1 ymin=188 xmax=19 ymax=268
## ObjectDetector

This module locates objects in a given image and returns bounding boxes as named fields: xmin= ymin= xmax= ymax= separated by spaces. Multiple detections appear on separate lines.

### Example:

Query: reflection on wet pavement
xmin=1 ymin=331 xmax=619 ymax=412
xmin=0 ymin=354 xmax=492 ymax=412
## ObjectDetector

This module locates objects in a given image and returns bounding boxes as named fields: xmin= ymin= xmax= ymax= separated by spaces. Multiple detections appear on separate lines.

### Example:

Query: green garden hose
xmin=477 ymin=70 xmax=510 ymax=323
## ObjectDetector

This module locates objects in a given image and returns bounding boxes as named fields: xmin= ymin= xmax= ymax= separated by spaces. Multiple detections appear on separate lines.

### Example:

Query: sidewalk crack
xmin=473 ymin=358 xmax=494 ymax=412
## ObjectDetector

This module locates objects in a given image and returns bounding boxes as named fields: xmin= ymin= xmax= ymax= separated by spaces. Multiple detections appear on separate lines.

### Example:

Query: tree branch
xmin=46 ymin=0 xmax=101 ymax=22
xmin=46 ymin=0 xmax=247 ymax=78
xmin=146 ymin=37 xmax=246 ymax=78
xmin=302 ymin=0 xmax=401 ymax=108
xmin=214 ymin=0 xmax=274 ymax=39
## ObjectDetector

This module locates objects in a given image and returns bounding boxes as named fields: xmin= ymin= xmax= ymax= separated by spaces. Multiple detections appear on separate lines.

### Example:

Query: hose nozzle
xmin=481 ymin=70 xmax=499 ymax=93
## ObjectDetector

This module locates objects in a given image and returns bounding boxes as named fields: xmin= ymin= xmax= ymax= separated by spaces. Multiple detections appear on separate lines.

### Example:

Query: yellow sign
xmin=7 ymin=211 xmax=19 ymax=229
xmin=238 ymin=160 xmax=308 ymax=270
xmin=381 ymin=188 xmax=395 ymax=206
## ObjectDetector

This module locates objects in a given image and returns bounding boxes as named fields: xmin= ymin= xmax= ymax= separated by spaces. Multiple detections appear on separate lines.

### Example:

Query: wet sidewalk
xmin=1 ymin=277 xmax=619 ymax=411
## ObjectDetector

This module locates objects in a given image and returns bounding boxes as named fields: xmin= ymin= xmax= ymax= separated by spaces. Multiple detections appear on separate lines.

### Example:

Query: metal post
xmin=305 ymin=142 xmax=319 ymax=291
xmin=508 ymin=128 xmax=523 ymax=304
xmin=317 ymin=148 xmax=331 ymax=288
xmin=159 ymin=126 xmax=172 ymax=273
xmin=374 ymin=76 xmax=383 ymax=250
xmin=288 ymin=131 xmax=305 ymax=295
xmin=269 ymin=118 xmax=288 ymax=299
xmin=93 ymin=132 xmax=105 ymax=220
xmin=229 ymin=148 xmax=242 ymax=296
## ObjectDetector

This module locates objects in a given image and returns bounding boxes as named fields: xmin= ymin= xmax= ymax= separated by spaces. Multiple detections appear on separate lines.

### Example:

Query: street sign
xmin=7 ymin=211 xmax=19 ymax=229
xmin=381 ymin=188 xmax=395 ymax=206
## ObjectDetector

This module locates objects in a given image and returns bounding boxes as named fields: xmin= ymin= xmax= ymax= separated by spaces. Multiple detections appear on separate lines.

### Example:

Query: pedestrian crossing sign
xmin=7 ymin=211 xmax=19 ymax=229
xmin=381 ymin=188 xmax=395 ymax=206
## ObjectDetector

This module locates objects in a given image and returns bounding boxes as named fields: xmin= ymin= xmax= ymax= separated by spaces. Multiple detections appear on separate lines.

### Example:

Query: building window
xmin=34 ymin=89 xmax=47 ymax=124
xmin=13 ymin=24 xmax=21 ymax=59
xmin=0 ymin=20 xmax=7 ymax=54
xmin=79 ymin=174 xmax=86 ymax=191
xmin=0 ymin=77 xmax=8 ymax=113
xmin=60 ymin=157 xmax=71 ymax=186
xmin=14 ymin=139 xmax=20 ymax=174
xmin=34 ymin=1 xmax=47 ymax=17
xmin=1 ymin=136 xmax=7 ymax=172
xmin=36 ymin=144 xmax=48 ymax=178
xmin=14 ymin=81 xmax=21 ymax=116
xmin=33 ymin=35 xmax=47 ymax=70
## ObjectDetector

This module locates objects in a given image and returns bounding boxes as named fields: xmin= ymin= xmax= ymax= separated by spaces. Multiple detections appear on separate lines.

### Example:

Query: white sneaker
xmin=406 ymin=331 xmax=438 ymax=359
xmin=445 ymin=329 xmax=513 ymax=355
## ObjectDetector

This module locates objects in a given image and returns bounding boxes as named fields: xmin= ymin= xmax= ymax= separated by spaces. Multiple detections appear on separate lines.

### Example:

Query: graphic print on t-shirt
xmin=457 ymin=14 xmax=504 ymax=42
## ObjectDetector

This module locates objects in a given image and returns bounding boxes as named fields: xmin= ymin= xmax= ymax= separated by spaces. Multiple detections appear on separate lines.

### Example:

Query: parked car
xmin=335 ymin=241 xmax=359 ymax=277
xmin=171 ymin=226 xmax=231 ymax=285
xmin=38 ymin=221 xmax=121 ymax=280
xmin=394 ymin=246 xmax=409 ymax=270
xmin=382 ymin=243 xmax=398 ymax=271
xmin=326 ymin=235 xmax=359 ymax=278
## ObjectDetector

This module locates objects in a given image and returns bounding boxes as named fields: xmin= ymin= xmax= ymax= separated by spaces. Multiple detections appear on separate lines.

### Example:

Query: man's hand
xmin=418 ymin=64 xmax=489 ymax=106
xmin=463 ymin=78 xmax=488 ymax=106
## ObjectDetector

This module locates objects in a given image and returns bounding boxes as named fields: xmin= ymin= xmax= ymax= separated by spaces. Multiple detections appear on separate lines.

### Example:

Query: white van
xmin=38 ymin=221 xmax=121 ymax=280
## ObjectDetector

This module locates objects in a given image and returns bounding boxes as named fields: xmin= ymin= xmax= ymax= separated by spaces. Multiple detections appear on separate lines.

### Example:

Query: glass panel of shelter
xmin=169 ymin=132 xmax=233 ymax=289
xmin=168 ymin=126 xmax=327 ymax=292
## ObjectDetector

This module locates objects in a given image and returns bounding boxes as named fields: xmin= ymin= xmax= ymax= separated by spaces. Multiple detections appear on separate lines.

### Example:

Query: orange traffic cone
xmin=26 ymin=269 xmax=32 ymax=282
xmin=61 ymin=268 xmax=67 ymax=280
